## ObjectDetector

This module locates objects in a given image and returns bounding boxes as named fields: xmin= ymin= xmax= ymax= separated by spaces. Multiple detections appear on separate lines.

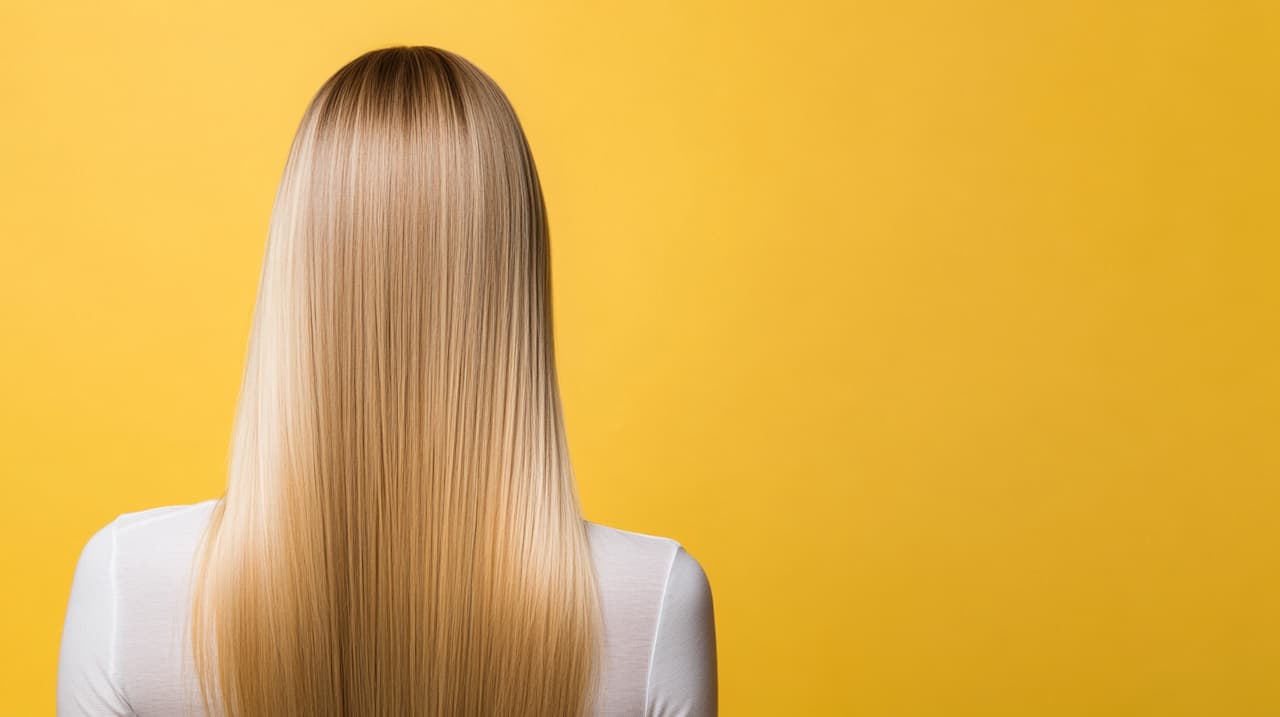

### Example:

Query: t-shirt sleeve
xmin=57 ymin=518 xmax=133 ymax=716
xmin=645 ymin=544 xmax=718 ymax=717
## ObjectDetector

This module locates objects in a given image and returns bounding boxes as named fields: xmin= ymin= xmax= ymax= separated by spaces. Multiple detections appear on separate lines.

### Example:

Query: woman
xmin=56 ymin=45 xmax=716 ymax=716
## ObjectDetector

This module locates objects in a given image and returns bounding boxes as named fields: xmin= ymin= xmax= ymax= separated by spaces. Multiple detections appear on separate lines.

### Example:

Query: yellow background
xmin=3 ymin=1 xmax=1278 ymax=714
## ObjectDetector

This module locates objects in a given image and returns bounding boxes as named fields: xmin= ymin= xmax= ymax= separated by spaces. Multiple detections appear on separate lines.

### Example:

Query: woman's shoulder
xmin=581 ymin=520 xmax=717 ymax=715
xmin=60 ymin=499 xmax=223 ymax=714
xmin=70 ymin=499 xmax=219 ymax=569
xmin=72 ymin=500 xmax=221 ymax=612
xmin=66 ymin=499 xmax=222 ymax=619
xmin=582 ymin=519 xmax=711 ymax=596
xmin=108 ymin=498 xmax=221 ymax=564
xmin=114 ymin=498 xmax=219 ymax=530
xmin=584 ymin=520 xmax=684 ymax=586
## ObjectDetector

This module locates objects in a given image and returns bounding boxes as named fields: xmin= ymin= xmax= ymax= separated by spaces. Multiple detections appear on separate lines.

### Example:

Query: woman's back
xmin=57 ymin=44 xmax=717 ymax=717
xmin=57 ymin=501 xmax=716 ymax=716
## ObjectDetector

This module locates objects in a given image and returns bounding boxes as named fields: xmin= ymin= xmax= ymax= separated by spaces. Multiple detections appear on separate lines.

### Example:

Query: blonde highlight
xmin=189 ymin=45 xmax=602 ymax=716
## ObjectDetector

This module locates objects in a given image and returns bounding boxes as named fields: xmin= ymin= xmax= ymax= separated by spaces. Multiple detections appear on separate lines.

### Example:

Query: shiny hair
xmin=188 ymin=45 xmax=601 ymax=716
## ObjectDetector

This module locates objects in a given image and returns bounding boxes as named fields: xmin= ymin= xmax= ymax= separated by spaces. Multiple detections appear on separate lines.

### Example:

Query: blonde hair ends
xmin=189 ymin=46 xmax=602 ymax=716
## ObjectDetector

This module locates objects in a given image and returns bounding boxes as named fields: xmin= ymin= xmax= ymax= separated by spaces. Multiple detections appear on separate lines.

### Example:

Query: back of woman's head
xmin=189 ymin=45 xmax=601 ymax=716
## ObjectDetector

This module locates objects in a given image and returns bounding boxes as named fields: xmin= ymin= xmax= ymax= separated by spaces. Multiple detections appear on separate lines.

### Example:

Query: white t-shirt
xmin=57 ymin=500 xmax=717 ymax=716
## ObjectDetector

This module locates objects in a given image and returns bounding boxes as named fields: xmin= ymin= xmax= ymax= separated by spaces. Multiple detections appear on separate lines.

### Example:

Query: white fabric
xmin=57 ymin=500 xmax=716 ymax=716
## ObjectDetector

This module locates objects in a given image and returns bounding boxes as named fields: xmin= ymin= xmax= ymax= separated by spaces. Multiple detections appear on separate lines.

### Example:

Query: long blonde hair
xmin=189 ymin=45 xmax=601 ymax=716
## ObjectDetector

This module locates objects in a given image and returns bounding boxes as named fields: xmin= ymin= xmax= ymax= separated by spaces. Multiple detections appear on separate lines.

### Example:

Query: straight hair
xmin=188 ymin=45 xmax=602 ymax=716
